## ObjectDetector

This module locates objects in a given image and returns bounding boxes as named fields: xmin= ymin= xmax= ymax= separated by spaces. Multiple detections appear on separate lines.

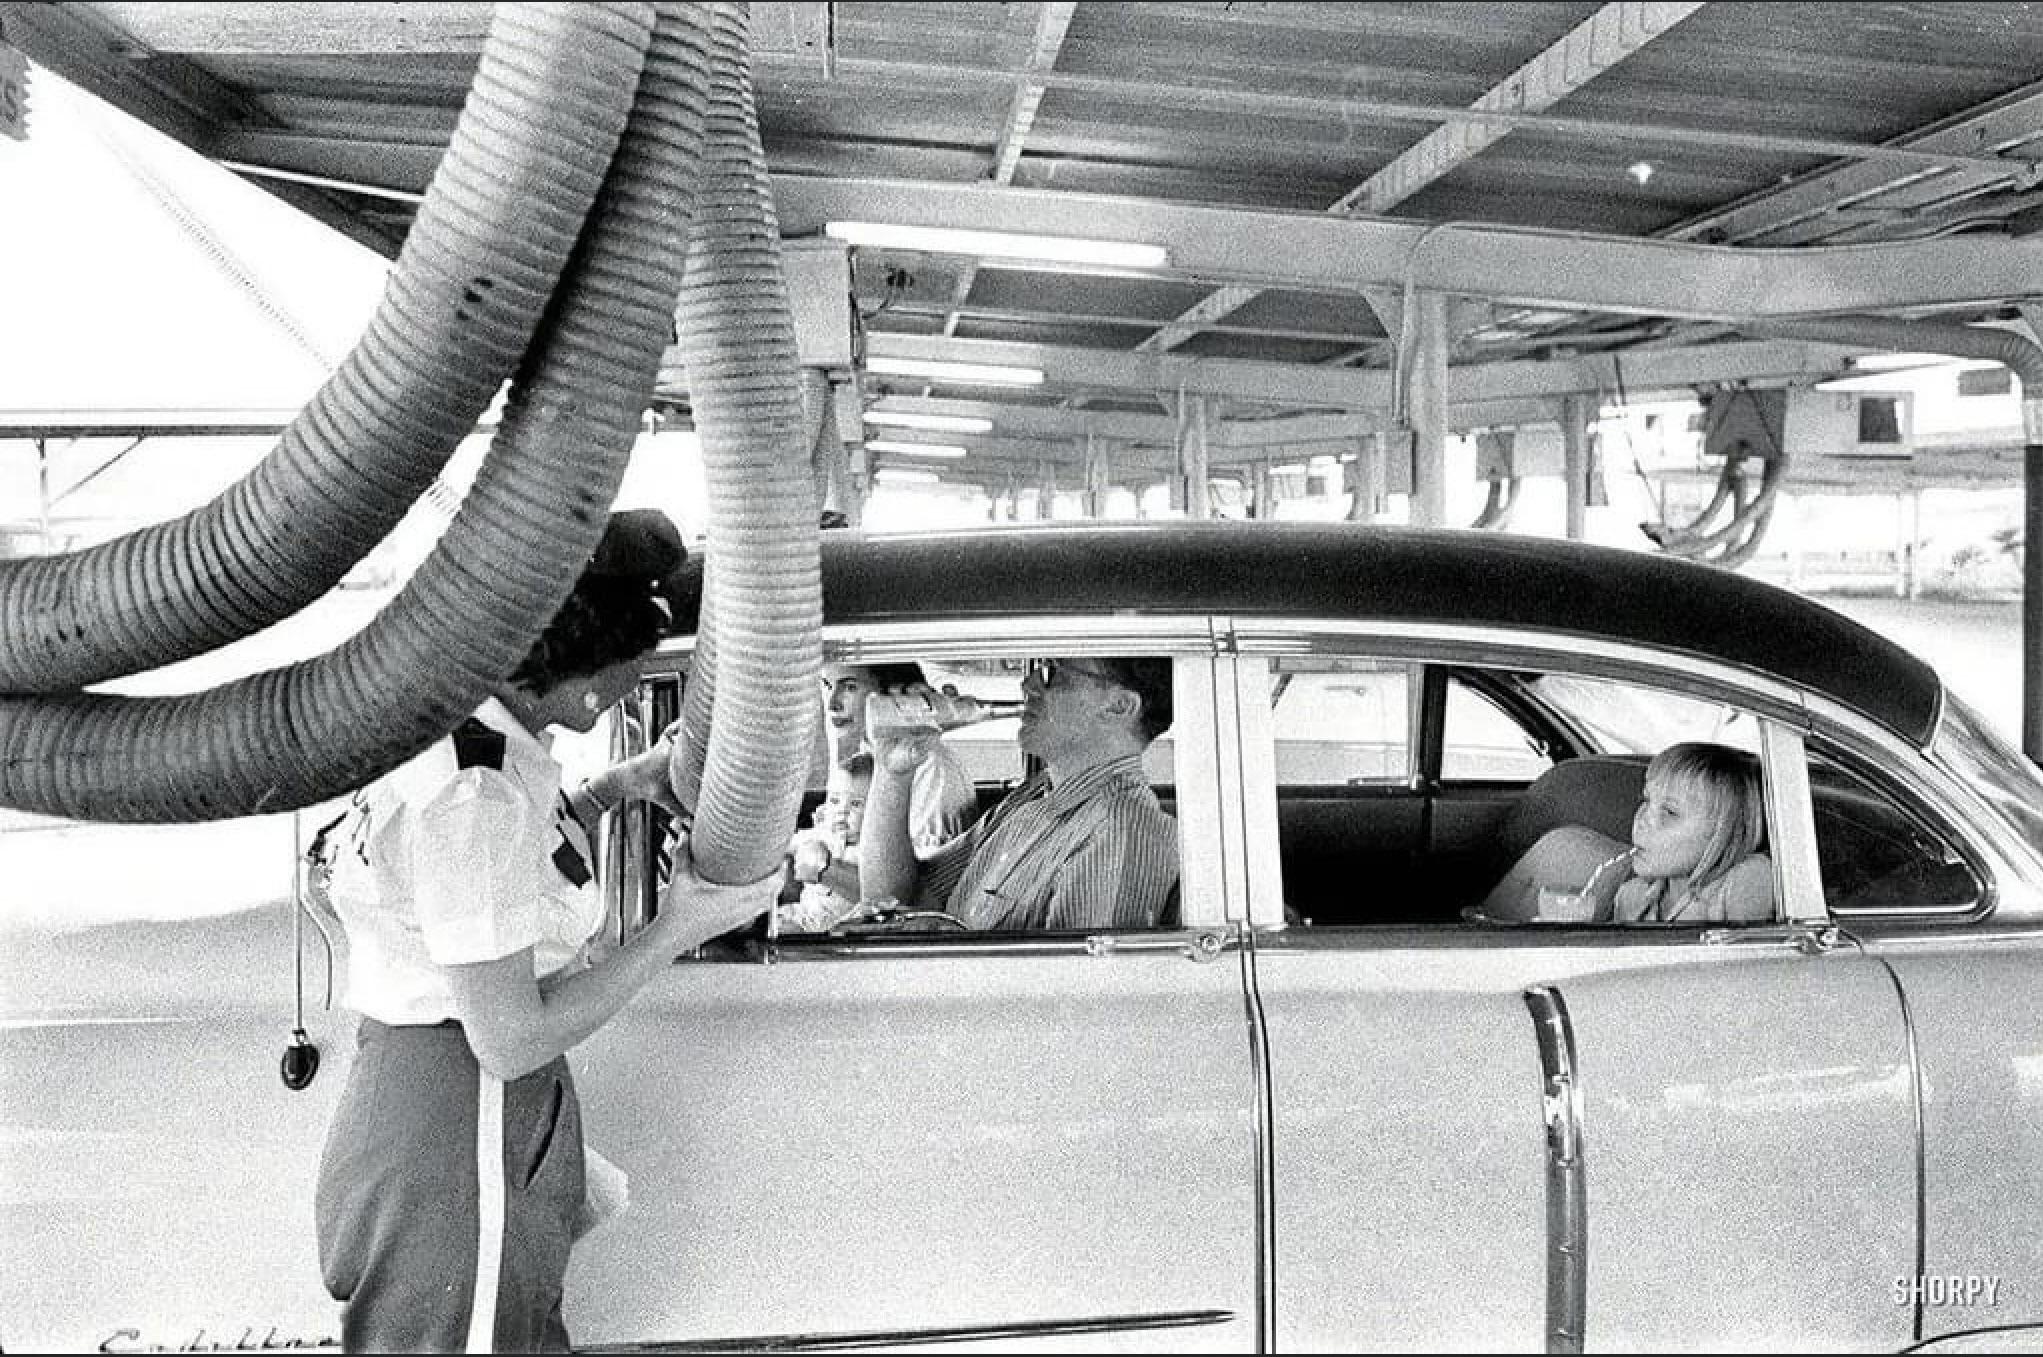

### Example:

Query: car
xmin=5 ymin=520 xmax=2042 ymax=1353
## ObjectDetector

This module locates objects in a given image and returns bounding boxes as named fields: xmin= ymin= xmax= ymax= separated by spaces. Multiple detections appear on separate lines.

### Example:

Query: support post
xmin=36 ymin=437 xmax=54 ymax=552
xmin=1184 ymin=395 xmax=1213 ymax=520
xmin=1084 ymin=434 xmax=1111 ymax=519
xmin=1560 ymin=395 xmax=1593 ymax=541
xmin=1407 ymin=292 xmax=1449 ymax=527
xmin=2027 ymin=442 xmax=2042 ymax=763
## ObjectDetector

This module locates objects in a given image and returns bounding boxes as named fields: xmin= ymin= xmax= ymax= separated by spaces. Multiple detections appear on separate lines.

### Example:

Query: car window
xmin=917 ymin=660 xmax=1026 ymax=785
xmin=1441 ymin=679 xmax=1553 ymax=783
xmin=1269 ymin=659 xmax=1411 ymax=785
xmin=763 ymin=651 xmax=1185 ymax=937
xmin=1521 ymin=672 xmax=1760 ymax=756
xmin=1267 ymin=657 xmax=1781 ymax=932
xmin=1808 ymin=743 xmax=1984 ymax=917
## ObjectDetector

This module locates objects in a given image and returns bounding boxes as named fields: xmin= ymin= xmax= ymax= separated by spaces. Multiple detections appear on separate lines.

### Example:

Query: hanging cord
xmin=280 ymin=810 xmax=327 ymax=1090
xmin=1607 ymin=352 xmax=1669 ymax=521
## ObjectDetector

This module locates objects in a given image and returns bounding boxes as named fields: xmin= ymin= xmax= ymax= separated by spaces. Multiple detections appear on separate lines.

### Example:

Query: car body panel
xmin=1560 ymin=952 xmax=1915 ymax=1350
xmin=1872 ymin=937 xmax=2043 ymax=1344
xmin=1250 ymin=938 xmax=1549 ymax=1351
xmin=1254 ymin=930 xmax=1916 ymax=1350
xmin=0 ymin=909 xmax=347 ymax=1352
xmin=7 ymin=523 xmax=2042 ymax=1352
xmin=565 ymin=942 xmax=1260 ymax=1350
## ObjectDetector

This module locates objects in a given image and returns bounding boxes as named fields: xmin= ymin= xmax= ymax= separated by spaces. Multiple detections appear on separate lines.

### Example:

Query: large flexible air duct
xmin=1742 ymin=314 xmax=2043 ymax=762
xmin=0 ymin=4 xmax=652 ymax=694
xmin=0 ymin=2 xmax=715 ymax=820
xmin=667 ymin=2 xmax=824 ymax=885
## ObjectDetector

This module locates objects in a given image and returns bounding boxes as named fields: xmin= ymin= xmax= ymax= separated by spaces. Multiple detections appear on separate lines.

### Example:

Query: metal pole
xmin=1408 ymin=292 xmax=1449 ymax=527
xmin=1185 ymin=396 xmax=1212 ymax=519
xmin=36 ymin=437 xmax=53 ymax=551
xmin=1560 ymin=396 xmax=1591 ymax=541
xmin=2027 ymin=442 xmax=2043 ymax=764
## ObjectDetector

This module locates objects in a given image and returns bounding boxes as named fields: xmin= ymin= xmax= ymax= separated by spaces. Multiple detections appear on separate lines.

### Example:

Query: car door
xmin=563 ymin=646 xmax=1263 ymax=1351
xmin=1234 ymin=646 xmax=1917 ymax=1351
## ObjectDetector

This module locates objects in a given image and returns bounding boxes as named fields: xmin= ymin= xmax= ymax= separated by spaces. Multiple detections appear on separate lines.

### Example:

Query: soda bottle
xmin=863 ymin=691 xmax=1026 ymax=735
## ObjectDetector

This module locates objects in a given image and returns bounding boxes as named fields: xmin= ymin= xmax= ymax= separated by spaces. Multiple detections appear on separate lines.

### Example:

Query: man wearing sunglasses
xmin=858 ymin=657 xmax=1178 ymax=931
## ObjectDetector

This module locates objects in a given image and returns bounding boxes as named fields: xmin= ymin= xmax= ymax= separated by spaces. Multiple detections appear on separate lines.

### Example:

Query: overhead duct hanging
xmin=0 ymin=1 xmax=822 ymax=890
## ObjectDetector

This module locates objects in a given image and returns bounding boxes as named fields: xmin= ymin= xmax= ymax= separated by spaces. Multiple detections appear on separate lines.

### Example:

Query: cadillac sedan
xmin=5 ymin=522 xmax=2042 ymax=1353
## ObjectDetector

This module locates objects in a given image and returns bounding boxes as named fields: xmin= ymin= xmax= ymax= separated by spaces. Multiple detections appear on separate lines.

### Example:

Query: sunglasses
xmin=1030 ymin=658 xmax=1121 ymax=689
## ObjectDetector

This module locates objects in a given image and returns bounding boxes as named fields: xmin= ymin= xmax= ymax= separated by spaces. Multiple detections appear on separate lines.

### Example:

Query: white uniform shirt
xmin=326 ymin=698 xmax=606 ymax=1025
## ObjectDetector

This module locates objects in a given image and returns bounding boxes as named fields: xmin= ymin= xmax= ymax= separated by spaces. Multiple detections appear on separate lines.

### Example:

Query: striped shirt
xmin=915 ymin=754 xmax=1177 ymax=931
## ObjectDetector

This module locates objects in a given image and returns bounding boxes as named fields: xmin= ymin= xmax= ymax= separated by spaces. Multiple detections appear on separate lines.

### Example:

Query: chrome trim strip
xmin=1229 ymin=619 xmax=1813 ymax=726
xmin=1877 ymin=957 xmax=1929 ymax=1348
xmin=1761 ymin=721 xmax=1827 ymax=924
xmin=583 ymin=1308 xmax=1237 ymax=1352
xmin=1900 ymin=1321 xmax=2043 ymax=1353
xmin=1240 ymin=923 xmax=1279 ymax=1354
xmin=1798 ymin=690 xmax=2038 ymax=923
xmin=1525 ymin=986 xmax=1588 ymax=1355
xmin=709 ymin=928 xmax=1242 ymax=963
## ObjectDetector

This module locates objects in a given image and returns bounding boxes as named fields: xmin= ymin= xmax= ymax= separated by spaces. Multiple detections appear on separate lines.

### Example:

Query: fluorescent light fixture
xmin=867 ymin=440 xmax=968 ymax=458
xmin=863 ymin=410 xmax=994 ymax=434
xmin=867 ymin=356 xmax=1045 ymax=387
xmin=825 ymin=221 xmax=1168 ymax=270
xmin=1851 ymin=352 xmax=1956 ymax=371
xmin=1813 ymin=374 xmax=1916 ymax=393
xmin=874 ymin=467 xmax=942 ymax=485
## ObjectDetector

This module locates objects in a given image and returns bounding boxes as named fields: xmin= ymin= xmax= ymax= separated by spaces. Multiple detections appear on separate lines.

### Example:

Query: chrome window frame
xmin=1225 ymin=616 xmax=1978 ymax=933
xmin=640 ymin=613 xmax=1239 ymax=935
xmin=1795 ymin=690 xmax=2039 ymax=927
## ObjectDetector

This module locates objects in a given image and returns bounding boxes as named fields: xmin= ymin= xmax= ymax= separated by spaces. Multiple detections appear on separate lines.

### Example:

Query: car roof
xmin=666 ymin=522 xmax=1943 ymax=747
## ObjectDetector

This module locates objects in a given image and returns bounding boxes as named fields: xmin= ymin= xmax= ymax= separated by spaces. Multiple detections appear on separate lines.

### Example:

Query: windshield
xmin=1932 ymin=696 xmax=2043 ymax=859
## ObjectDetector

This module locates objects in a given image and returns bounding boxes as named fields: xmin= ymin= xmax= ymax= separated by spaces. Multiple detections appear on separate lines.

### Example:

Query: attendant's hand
xmin=656 ymin=835 xmax=779 ymax=946
xmin=601 ymin=725 xmax=686 ymax=815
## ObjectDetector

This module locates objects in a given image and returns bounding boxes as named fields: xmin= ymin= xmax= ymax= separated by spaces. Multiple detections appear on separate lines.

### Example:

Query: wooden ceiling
xmin=5 ymin=2 xmax=2040 ymax=476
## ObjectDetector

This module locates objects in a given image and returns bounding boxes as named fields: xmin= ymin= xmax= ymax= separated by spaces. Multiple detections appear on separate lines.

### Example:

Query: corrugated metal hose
xmin=0 ymin=1 xmax=823 ymax=889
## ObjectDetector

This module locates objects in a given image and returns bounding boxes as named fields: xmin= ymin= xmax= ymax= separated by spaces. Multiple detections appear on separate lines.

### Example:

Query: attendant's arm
xmin=446 ymin=840 xmax=777 ymax=1081
xmin=568 ymin=725 xmax=689 ymax=829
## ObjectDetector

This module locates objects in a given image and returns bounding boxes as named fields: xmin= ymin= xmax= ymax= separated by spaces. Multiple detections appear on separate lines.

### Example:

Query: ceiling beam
xmin=1665 ymin=76 xmax=2043 ymax=246
xmin=1134 ymin=1 xmax=1705 ymax=355
xmin=942 ymin=1 xmax=1078 ymax=339
xmin=859 ymin=334 xmax=1862 ymax=413
xmin=776 ymin=177 xmax=2043 ymax=321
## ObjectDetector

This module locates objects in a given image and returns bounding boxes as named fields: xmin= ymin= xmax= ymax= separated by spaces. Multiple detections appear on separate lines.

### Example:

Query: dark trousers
xmin=316 ymin=1019 xmax=585 ymax=1353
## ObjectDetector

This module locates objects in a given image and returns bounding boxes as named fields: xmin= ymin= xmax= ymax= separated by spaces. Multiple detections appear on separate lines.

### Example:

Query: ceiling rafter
xmin=774 ymin=177 xmax=2043 ymax=321
xmin=1133 ymin=1 xmax=1706 ymax=356
xmin=856 ymin=334 xmax=1861 ymax=414
xmin=939 ymin=1 xmax=1078 ymax=340
xmin=1664 ymin=76 xmax=2043 ymax=246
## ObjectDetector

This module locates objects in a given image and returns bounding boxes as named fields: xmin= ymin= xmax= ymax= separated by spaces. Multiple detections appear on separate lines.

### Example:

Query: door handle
xmin=1699 ymin=921 xmax=1843 ymax=954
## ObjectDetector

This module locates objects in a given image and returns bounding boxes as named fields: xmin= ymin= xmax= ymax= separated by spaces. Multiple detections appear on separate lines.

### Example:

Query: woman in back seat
xmin=1478 ymin=742 xmax=1773 ymax=925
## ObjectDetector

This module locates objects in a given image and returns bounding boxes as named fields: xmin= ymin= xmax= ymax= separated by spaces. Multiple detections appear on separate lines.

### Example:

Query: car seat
xmin=1496 ymin=755 xmax=1648 ymax=868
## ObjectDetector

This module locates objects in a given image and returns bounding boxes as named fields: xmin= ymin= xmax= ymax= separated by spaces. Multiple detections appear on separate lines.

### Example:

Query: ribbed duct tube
xmin=1741 ymin=316 xmax=2043 ymax=446
xmin=669 ymin=1 xmax=824 ymax=885
xmin=0 ymin=2 xmax=714 ymax=820
xmin=0 ymin=4 xmax=653 ymax=695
